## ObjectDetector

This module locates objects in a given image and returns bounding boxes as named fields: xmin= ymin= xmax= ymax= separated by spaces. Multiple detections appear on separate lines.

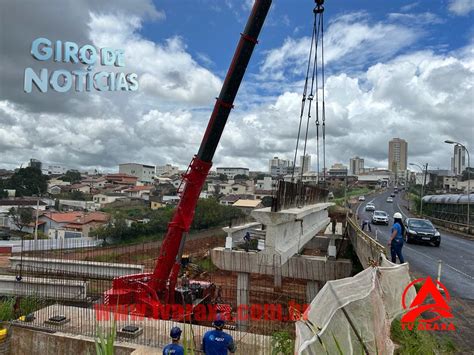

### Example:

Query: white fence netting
xmin=295 ymin=256 xmax=416 ymax=355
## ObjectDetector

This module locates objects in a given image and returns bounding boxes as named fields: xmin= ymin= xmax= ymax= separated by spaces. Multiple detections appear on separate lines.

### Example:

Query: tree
xmin=218 ymin=174 xmax=228 ymax=182
xmin=61 ymin=170 xmax=82 ymax=183
xmin=7 ymin=207 xmax=33 ymax=232
xmin=5 ymin=167 xmax=48 ymax=196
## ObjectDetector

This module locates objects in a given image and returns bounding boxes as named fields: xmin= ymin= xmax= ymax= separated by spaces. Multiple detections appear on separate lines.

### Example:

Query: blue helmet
xmin=213 ymin=313 xmax=226 ymax=328
xmin=170 ymin=326 xmax=182 ymax=340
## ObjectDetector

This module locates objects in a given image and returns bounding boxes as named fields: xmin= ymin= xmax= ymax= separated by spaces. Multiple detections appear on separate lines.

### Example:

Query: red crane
xmin=105 ymin=0 xmax=272 ymax=319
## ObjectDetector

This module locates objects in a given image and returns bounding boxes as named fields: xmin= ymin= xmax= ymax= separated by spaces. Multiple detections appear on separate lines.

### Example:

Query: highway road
xmin=356 ymin=189 xmax=474 ymax=301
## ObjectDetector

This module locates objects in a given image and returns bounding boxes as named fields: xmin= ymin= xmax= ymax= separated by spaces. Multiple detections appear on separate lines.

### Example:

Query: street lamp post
xmin=445 ymin=140 xmax=470 ymax=233
xmin=409 ymin=162 xmax=428 ymax=216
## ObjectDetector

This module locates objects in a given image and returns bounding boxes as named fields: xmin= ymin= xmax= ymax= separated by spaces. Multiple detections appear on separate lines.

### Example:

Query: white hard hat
xmin=393 ymin=212 xmax=402 ymax=219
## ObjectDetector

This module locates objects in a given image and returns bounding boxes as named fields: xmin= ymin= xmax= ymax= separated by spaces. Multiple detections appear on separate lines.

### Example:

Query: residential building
xmin=328 ymin=163 xmax=348 ymax=177
xmin=124 ymin=186 xmax=154 ymax=200
xmin=255 ymin=176 xmax=276 ymax=191
xmin=47 ymin=185 xmax=62 ymax=195
xmin=93 ymin=193 xmax=127 ymax=207
xmin=457 ymin=179 xmax=474 ymax=193
xmin=349 ymin=157 xmax=364 ymax=175
xmin=300 ymin=155 xmax=311 ymax=174
xmin=45 ymin=164 xmax=68 ymax=175
xmin=269 ymin=156 xmax=293 ymax=177
xmin=68 ymin=183 xmax=91 ymax=194
xmin=40 ymin=211 xmax=110 ymax=238
xmin=104 ymin=173 xmax=138 ymax=185
xmin=451 ymin=144 xmax=467 ymax=175
xmin=149 ymin=196 xmax=164 ymax=210
xmin=58 ymin=199 xmax=99 ymax=211
xmin=443 ymin=176 xmax=459 ymax=191
xmin=388 ymin=138 xmax=408 ymax=172
xmin=156 ymin=164 xmax=180 ymax=177
xmin=216 ymin=167 xmax=249 ymax=179
xmin=232 ymin=199 xmax=262 ymax=215
xmin=119 ymin=163 xmax=155 ymax=183
xmin=81 ymin=177 xmax=107 ymax=189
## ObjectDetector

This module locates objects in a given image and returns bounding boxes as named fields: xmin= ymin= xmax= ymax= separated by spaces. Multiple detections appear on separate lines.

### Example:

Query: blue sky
xmin=0 ymin=0 xmax=473 ymax=173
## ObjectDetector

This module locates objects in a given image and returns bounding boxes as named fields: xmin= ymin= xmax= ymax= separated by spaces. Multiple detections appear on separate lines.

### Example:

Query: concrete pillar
xmin=306 ymin=281 xmax=319 ymax=303
xmin=237 ymin=272 xmax=249 ymax=331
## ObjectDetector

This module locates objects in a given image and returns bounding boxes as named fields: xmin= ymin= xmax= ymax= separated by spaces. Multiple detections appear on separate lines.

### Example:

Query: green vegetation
xmin=57 ymin=190 xmax=92 ymax=201
xmin=0 ymin=298 xmax=15 ymax=323
xmin=7 ymin=207 xmax=33 ymax=233
xmin=193 ymin=257 xmax=217 ymax=272
xmin=18 ymin=295 xmax=43 ymax=317
xmin=333 ymin=187 xmax=371 ymax=206
xmin=391 ymin=318 xmax=456 ymax=354
xmin=0 ymin=167 xmax=48 ymax=196
xmin=271 ymin=331 xmax=294 ymax=355
xmin=93 ymin=198 xmax=244 ymax=244
xmin=94 ymin=321 xmax=116 ymax=355
xmin=60 ymin=169 xmax=82 ymax=183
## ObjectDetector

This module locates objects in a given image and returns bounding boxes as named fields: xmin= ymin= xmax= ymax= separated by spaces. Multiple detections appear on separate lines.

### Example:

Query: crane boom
xmin=106 ymin=0 xmax=272 ymax=314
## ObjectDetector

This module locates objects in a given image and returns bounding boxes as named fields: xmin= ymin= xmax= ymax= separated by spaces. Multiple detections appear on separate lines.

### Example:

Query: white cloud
xmin=448 ymin=0 xmax=474 ymax=16
xmin=260 ymin=12 xmax=420 ymax=80
xmin=88 ymin=13 xmax=222 ymax=106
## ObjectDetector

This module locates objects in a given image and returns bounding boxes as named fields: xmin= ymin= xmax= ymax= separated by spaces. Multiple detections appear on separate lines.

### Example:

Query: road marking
xmin=396 ymin=202 xmax=408 ymax=219
xmin=404 ymin=245 xmax=474 ymax=280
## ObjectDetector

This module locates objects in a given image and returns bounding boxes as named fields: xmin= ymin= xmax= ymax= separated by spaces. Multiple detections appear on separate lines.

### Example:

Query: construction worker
xmin=361 ymin=218 xmax=372 ymax=232
xmin=202 ymin=314 xmax=236 ymax=354
xmin=388 ymin=212 xmax=405 ymax=264
xmin=243 ymin=231 xmax=251 ymax=252
xmin=163 ymin=326 xmax=184 ymax=355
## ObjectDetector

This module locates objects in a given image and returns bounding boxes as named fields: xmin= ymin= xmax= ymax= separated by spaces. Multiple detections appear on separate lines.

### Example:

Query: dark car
xmin=404 ymin=218 xmax=441 ymax=247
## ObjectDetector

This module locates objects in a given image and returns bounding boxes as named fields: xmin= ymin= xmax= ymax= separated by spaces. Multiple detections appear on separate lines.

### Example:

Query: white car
xmin=372 ymin=210 xmax=389 ymax=225
xmin=386 ymin=196 xmax=393 ymax=203
xmin=365 ymin=203 xmax=375 ymax=211
xmin=358 ymin=196 xmax=366 ymax=201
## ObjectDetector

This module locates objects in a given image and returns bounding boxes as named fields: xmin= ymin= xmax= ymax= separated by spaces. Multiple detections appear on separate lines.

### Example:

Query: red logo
xmin=401 ymin=277 xmax=455 ymax=331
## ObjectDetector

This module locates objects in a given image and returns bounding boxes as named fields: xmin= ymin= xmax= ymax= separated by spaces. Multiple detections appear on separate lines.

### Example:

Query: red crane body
xmin=105 ymin=0 xmax=272 ymax=319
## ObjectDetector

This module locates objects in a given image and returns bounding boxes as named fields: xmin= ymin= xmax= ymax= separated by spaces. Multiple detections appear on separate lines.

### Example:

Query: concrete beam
xmin=0 ymin=275 xmax=86 ymax=300
xmin=251 ymin=203 xmax=333 ymax=265
xmin=223 ymin=222 xmax=262 ymax=244
xmin=10 ymin=257 xmax=144 ymax=280
xmin=211 ymin=248 xmax=352 ymax=282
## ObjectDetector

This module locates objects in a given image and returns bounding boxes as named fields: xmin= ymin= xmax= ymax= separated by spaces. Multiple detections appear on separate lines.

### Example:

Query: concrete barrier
xmin=0 ymin=275 xmax=86 ymax=300
xmin=346 ymin=217 xmax=386 ymax=268
xmin=10 ymin=257 xmax=144 ymax=280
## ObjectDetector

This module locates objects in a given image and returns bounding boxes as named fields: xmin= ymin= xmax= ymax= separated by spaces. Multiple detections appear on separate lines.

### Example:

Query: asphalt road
xmin=356 ymin=189 xmax=474 ymax=301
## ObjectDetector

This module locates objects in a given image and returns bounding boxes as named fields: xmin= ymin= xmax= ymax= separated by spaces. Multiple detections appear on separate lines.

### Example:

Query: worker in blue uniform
xmin=163 ymin=326 xmax=184 ymax=355
xmin=202 ymin=314 xmax=236 ymax=354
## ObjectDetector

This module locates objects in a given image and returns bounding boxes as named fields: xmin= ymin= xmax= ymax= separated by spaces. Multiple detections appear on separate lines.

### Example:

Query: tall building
xmin=29 ymin=158 xmax=42 ymax=170
xmin=349 ymin=156 xmax=364 ymax=175
xmin=451 ymin=144 xmax=466 ymax=175
xmin=216 ymin=167 xmax=249 ymax=179
xmin=388 ymin=138 xmax=408 ymax=173
xmin=300 ymin=155 xmax=311 ymax=174
xmin=119 ymin=163 xmax=155 ymax=183
xmin=269 ymin=156 xmax=293 ymax=176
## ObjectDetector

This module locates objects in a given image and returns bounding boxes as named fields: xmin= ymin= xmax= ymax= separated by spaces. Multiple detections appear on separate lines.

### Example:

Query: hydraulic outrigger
xmin=105 ymin=0 xmax=272 ymax=319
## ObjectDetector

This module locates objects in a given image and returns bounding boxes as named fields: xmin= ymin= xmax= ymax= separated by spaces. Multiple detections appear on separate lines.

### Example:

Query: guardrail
xmin=346 ymin=217 xmax=386 ymax=268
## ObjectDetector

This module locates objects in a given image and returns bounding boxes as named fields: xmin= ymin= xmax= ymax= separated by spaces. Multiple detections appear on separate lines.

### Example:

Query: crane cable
xmin=291 ymin=11 xmax=317 ymax=182
xmin=291 ymin=0 xmax=326 ymax=184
